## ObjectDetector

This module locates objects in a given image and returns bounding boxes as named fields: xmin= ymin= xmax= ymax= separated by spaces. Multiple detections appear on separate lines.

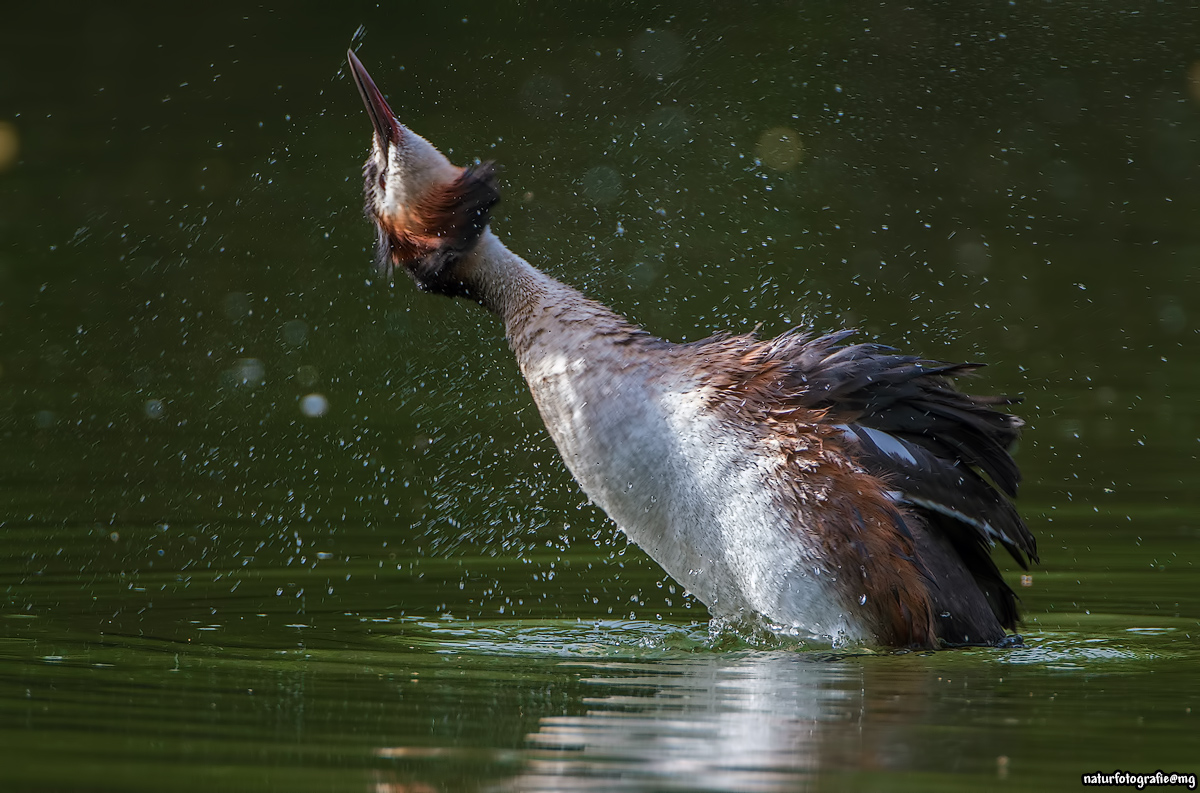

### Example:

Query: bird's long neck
xmin=458 ymin=230 xmax=646 ymax=360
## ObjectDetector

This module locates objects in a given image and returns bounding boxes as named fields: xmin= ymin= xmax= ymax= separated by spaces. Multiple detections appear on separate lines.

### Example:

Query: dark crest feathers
xmin=376 ymin=162 xmax=500 ymax=295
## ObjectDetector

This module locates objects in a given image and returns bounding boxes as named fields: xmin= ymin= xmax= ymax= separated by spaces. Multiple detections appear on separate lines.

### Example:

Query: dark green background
xmin=2 ymin=3 xmax=1198 ymax=791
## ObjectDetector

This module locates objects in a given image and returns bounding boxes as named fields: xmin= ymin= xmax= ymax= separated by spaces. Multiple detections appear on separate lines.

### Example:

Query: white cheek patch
xmin=378 ymin=130 xmax=461 ymax=219
xmin=382 ymin=145 xmax=410 ymax=214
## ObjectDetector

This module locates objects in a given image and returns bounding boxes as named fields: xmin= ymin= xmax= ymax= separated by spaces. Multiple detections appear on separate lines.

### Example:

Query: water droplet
xmin=300 ymin=393 xmax=329 ymax=418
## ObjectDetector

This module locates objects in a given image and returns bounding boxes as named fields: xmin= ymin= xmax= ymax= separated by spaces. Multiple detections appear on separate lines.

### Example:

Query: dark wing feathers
xmin=841 ymin=422 xmax=1034 ymax=567
xmin=769 ymin=329 xmax=1037 ymax=566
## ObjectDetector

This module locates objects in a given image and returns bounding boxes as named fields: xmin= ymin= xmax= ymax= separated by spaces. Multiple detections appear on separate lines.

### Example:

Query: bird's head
xmin=347 ymin=49 xmax=499 ymax=295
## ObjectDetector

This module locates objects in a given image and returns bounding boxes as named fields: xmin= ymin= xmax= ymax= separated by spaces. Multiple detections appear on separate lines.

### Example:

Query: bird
xmin=346 ymin=49 xmax=1038 ymax=649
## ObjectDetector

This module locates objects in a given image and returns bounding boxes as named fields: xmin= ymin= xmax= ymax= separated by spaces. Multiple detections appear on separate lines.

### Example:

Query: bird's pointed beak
xmin=347 ymin=49 xmax=402 ymax=147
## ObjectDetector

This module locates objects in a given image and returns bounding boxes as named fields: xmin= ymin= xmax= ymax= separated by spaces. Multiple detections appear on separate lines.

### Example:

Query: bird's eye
xmin=378 ymin=173 xmax=386 ymax=190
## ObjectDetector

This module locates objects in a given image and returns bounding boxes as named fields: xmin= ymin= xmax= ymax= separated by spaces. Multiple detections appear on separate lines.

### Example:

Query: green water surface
xmin=2 ymin=3 xmax=1199 ymax=791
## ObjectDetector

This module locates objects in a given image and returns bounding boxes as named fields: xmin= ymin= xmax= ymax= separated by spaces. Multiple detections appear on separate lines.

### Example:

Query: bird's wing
xmin=761 ymin=328 xmax=1037 ymax=568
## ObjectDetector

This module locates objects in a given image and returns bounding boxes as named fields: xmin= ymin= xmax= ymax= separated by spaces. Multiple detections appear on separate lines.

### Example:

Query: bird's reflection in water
xmin=374 ymin=650 xmax=938 ymax=792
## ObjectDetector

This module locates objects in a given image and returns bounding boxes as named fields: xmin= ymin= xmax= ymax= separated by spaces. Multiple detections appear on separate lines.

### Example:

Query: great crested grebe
xmin=346 ymin=50 xmax=1038 ymax=648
